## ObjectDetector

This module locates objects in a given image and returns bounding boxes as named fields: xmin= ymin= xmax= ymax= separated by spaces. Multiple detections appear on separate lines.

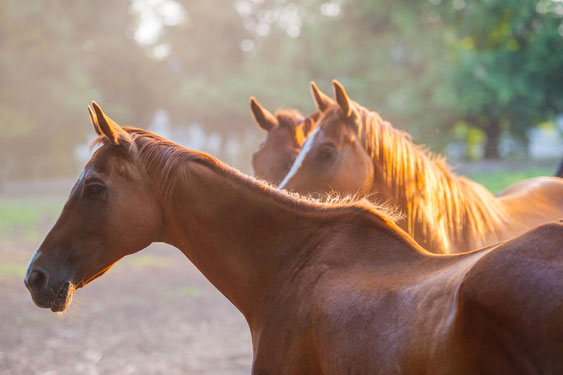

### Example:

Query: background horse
xmin=25 ymin=102 xmax=563 ymax=374
xmin=279 ymin=80 xmax=563 ymax=253
xmin=250 ymin=96 xmax=319 ymax=185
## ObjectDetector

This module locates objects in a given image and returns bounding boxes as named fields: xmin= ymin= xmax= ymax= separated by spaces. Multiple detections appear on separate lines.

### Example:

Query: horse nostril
xmin=25 ymin=269 xmax=48 ymax=292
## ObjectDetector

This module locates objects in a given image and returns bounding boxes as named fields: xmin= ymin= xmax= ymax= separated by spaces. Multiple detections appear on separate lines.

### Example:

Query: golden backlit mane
xmin=92 ymin=127 xmax=402 ymax=223
xmin=340 ymin=104 xmax=509 ymax=251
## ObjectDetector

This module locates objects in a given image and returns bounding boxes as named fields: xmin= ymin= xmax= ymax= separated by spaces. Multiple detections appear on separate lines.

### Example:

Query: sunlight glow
xmin=130 ymin=0 xmax=186 ymax=45
xmin=321 ymin=2 xmax=341 ymax=17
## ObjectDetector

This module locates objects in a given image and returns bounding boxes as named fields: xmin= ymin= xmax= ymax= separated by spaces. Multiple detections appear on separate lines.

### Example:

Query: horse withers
xmin=25 ymin=103 xmax=563 ymax=374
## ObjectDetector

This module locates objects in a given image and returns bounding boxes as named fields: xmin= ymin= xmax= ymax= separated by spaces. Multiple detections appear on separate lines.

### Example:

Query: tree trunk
xmin=483 ymin=121 xmax=501 ymax=159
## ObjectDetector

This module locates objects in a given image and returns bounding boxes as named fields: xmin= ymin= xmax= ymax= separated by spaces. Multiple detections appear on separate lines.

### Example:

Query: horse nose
xmin=25 ymin=268 xmax=48 ymax=292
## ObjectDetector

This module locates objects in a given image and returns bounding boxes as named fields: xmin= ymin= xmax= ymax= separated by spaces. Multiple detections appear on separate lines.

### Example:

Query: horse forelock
xmin=275 ymin=109 xmax=320 ymax=141
xmin=275 ymin=108 xmax=304 ymax=130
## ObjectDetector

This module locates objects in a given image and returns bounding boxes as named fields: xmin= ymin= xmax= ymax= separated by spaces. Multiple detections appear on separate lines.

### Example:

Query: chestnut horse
xmin=25 ymin=102 xmax=563 ymax=374
xmin=250 ymin=96 xmax=319 ymax=185
xmin=279 ymin=80 xmax=563 ymax=254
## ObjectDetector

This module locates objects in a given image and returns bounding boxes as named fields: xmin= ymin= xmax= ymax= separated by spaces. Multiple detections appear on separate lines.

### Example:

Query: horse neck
xmin=361 ymin=111 xmax=507 ymax=253
xmin=147 ymin=152 xmax=428 ymax=320
xmin=155 ymin=160 xmax=321 ymax=318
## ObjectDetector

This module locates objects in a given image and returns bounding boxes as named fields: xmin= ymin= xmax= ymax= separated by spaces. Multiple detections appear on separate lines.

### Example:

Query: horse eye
xmin=317 ymin=144 xmax=337 ymax=162
xmin=84 ymin=183 xmax=106 ymax=198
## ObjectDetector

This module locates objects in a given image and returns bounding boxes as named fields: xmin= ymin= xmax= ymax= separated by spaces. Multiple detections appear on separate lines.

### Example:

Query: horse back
xmin=450 ymin=222 xmax=563 ymax=374
xmin=497 ymin=176 xmax=563 ymax=208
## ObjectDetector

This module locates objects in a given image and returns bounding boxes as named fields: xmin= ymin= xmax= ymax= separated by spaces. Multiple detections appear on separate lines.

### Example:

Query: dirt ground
xmin=2 ymin=158 xmax=558 ymax=374
xmin=0 ymin=236 xmax=252 ymax=374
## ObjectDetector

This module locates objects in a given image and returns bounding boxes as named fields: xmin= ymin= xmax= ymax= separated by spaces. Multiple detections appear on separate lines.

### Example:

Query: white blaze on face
xmin=76 ymin=169 xmax=85 ymax=183
xmin=278 ymin=125 xmax=322 ymax=189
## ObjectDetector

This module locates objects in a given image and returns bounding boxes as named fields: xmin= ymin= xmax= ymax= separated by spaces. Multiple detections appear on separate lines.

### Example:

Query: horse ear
xmin=250 ymin=97 xmax=278 ymax=131
xmin=88 ymin=105 xmax=102 ymax=136
xmin=91 ymin=101 xmax=129 ymax=145
xmin=332 ymin=80 xmax=355 ymax=117
xmin=301 ymin=117 xmax=315 ymax=136
xmin=310 ymin=81 xmax=332 ymax=112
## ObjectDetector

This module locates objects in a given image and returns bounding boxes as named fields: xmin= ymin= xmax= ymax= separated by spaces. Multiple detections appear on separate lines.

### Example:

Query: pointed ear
xmin=310 ymin=81 xmax=332 ymax=112
xmin=301 ymin=116 xmax=315 ymax=136
xmin=250 ymin=97 xmax=278 ymax=131
xmin=91 ymin=101 xmax=129 ymax=145
xmin=88 ymin=105 xmax=102 ymax=136
xmin=332 ymin=80 xmax=355 ymax=117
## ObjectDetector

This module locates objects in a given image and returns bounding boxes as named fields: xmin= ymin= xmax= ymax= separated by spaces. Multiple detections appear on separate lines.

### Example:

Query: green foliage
xmin=0 ymin=0 xmax=561 ymax=179
xmin=435 ymin=0 xmax=563 ymax=157
xmin=453 ymin=121 xmax=486 ymax=160
xmin=0 ymin=0 xmax=162 ymax=178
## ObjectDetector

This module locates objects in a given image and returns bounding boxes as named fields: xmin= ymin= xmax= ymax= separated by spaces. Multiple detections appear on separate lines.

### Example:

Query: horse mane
xmin=274 ymin=109 xmax=304 ymax=130
xmin=92 ymin=127 xmax=403 ymax=224
xmin=339 ymin=104 xmax=508 ymax=250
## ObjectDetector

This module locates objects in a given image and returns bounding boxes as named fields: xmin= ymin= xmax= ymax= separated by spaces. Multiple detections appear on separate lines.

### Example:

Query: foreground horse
xmin=25 ymin=103 xmax=563 ymax=374
xmin=279 ymin=80 xmax=563 ymax=253
xmin=250 ymin=96 xmax=319 ymax=185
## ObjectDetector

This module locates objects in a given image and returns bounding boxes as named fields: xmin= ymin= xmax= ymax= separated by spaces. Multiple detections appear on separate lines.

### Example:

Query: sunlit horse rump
xmin=278 ymin=80 xmax=563 ymax=253
xmin=25 ymin=103 xmax=563 ymax=374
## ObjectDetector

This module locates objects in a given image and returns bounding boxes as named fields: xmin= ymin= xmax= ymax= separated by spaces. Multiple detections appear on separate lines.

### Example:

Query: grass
xmin=158 ymin=286 xmax=201 ymax=299
xmin=178 ymin=286 xmax=200 ymax=297
xmin=126 ymin=255 xmax=170 ymax=269
xmin=0 ymin=197 xmax=63 ymax=241
xmin=463 ymin=165 xmax=555 ymax=194
xmin=0 ymin=264 xmax=27 ymax=278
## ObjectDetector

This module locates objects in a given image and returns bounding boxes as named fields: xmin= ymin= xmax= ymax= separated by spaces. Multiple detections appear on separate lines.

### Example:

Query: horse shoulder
xmin=302 ymin=271 xmax=400 ymax=375
xmin=451 ymin=222 xmax=563 ymax=373
xmin=251 ymin=259 xmax=358 ymax=375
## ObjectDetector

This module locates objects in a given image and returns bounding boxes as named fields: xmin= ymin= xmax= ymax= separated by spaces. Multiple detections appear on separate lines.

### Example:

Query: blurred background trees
xmin=1 ymin=0 xmax=562 ymax=180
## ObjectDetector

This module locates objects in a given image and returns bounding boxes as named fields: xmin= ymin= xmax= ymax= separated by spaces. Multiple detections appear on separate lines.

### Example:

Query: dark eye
xmin=316 ymin=143 xmax=337 ymax=162
xmin=84 ymin=183 xmax=106 ymax=199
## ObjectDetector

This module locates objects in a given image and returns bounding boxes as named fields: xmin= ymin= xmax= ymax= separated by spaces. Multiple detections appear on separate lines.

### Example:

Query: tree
xmin=436 ymin=0 xmax=563 ymax=158
xmin=0 ymin=0 xmax=162 ymax=179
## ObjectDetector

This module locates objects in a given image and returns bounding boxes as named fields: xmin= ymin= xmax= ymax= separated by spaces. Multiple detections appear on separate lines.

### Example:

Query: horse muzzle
xmin=24 ymin=267 xmax=75 ymax=312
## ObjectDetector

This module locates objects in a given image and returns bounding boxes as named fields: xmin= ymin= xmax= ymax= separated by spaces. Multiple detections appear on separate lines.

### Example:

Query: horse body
xmin=251 ymin=242 xmax=484 ymax=374
xmin=496 ymin=175 xmax=563 ymax=233
xmin=280 ymin=81 xmax=563 ymax=253
xmin=24 ymin=104 xmax=563 ymax=373
xmin=253 ymin=223 xmax=563 ymax=375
